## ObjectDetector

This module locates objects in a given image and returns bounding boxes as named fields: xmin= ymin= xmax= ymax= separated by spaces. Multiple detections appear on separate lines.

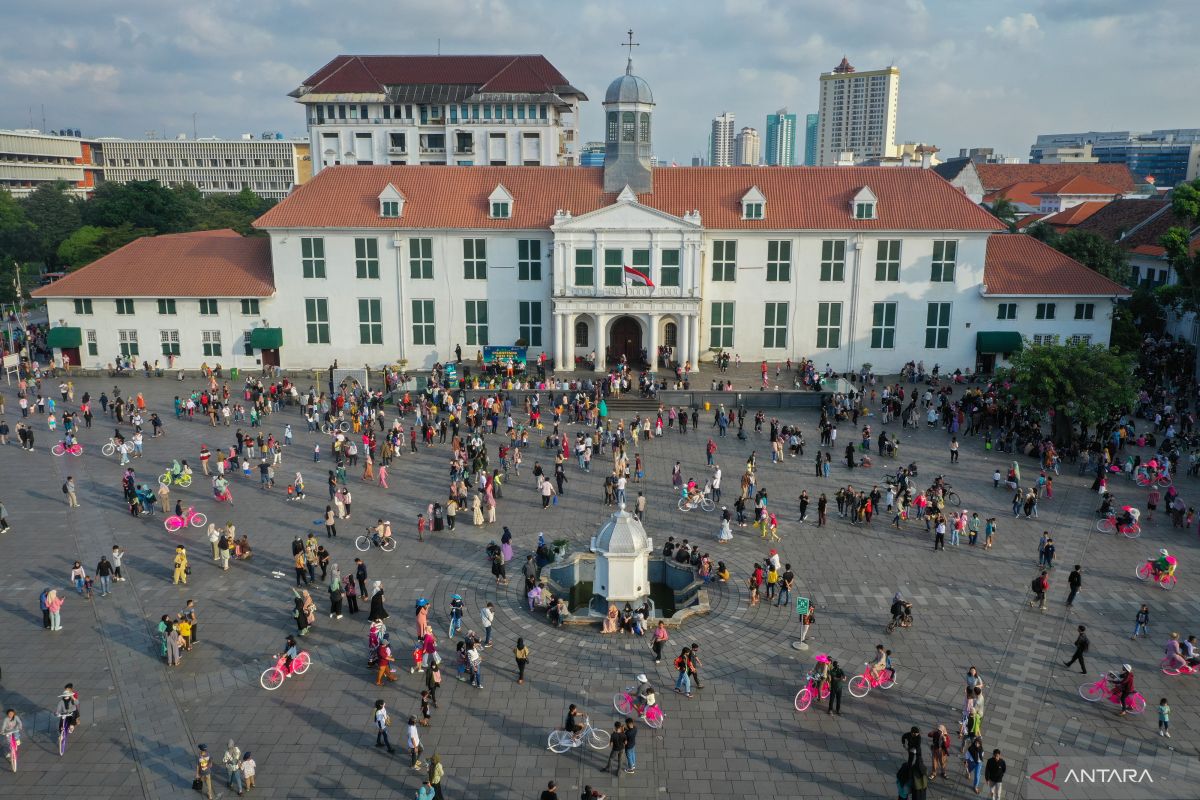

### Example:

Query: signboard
xmin=443 ymin=363 xmax=458 ymax=388
xmin=482 ymin=346 xmax=527 ymax=367
xmin=795 ymin=597 xmax=810 ymax=616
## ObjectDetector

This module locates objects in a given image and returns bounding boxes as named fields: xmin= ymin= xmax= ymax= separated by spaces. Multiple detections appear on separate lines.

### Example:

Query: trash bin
xmin=230 ymin=367 xmax=239 ymax=381
xmin=704 ymin=401 xmax=711 ymax=411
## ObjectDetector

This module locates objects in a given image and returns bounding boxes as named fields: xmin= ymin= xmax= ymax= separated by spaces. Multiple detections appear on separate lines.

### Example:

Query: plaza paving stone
xmin=1 ymin=370 xmax=1199 ymax=799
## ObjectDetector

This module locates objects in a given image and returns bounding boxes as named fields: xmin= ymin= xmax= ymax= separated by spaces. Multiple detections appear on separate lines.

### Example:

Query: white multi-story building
xmin=734 ymin=127 xmax=760 ymax=166
xmin=97 ymin=137 xmax=310 ymax=200
xmin=817 ymin=58 xmax=899 ymax=166
xmin=292 ymin=55 xmax=586 ymax=172
xmin=36 ymin=61 xmax=1128 ymax=374
xmin=710 ymin=113 xmax=735 ymax=167
xmin=0 ymin=129 xmax=101 ymax=197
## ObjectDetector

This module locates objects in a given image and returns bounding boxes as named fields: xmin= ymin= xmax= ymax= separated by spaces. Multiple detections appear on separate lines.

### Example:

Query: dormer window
xmin=488 ymin=184 xmax=514 ymax=219
xmin=852 ymin=186 xmax=878 ymax=220
xmin=377 ymin=183 xmax=405 ymax=219
xmin=740 ymin=186 xmax=766 ymax=220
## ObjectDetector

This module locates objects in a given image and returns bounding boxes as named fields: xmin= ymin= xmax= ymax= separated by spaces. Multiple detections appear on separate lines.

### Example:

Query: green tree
xmin=987 ymin=197 xmax=1019 ymax=232
xmin=1051 ymin=229 xmax=1131 ymax=285
xmin=0 ymin=189 xmax=36 ymax=264
xmin=82 ymin=180 xmax=191 ymax=234
xmin=1024 ymin=221 xmax=1056 ymax=243
xmin=1157 ymin=179 xmax=1200 ymax=311
xmin=1003 ymin=340 xmax=1137 ymax=440
xmin=19 ymin=181 xmax=81 ymax=268
xmin=57 ymin=223 xmax=153 ymax=269
xmin=195 ymin=188 xmax=277 ymax=235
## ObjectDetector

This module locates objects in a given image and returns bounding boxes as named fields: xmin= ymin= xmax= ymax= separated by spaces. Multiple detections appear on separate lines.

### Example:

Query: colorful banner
xmin=482 ymin=346 xmax=527 ymax=367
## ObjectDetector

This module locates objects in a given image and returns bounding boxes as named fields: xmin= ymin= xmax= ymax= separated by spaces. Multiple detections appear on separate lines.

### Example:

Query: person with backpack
xmin=1028 ymin=571 xmax=1048 ymax=611
xmin=673 ymin=648 xmax=693 ymax=698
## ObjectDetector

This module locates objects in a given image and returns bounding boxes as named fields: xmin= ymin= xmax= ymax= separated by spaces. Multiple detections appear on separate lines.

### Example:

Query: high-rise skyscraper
xmin=816 ymin=57 xmax=899 ymax=166
xmin=734 ymin=127 xmax=760 ymax=166
xmin=710 ymin=112 xmax=735 ymax=167
xmin=804 ymin=113 xmax=819 ymax=166
xmin=764 ymin=109 xmax=796 ymax=166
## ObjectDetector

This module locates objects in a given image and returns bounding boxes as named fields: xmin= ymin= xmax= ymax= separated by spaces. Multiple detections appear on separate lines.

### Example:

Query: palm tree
xmin=987 ymin=197 xmax=1019 ymax=232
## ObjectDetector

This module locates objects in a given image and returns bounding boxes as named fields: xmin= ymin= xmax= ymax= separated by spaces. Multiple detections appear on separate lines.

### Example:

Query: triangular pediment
xmin=551 ymin=198 xmax=699 ymax=231
xmin=488 ymin=184 xmax=513 ymax=203
xmin=853 ymin=186 xmax=877 ymax=204
xmin=741 ymin=185 xmax=766 ymax=204
xmin=378 ymin=183 xmax=405 ymax=202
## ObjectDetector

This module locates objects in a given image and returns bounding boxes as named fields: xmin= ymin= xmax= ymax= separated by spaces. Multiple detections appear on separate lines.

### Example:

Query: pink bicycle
xmin=1135 ymin=472 xmax=1171 ymax=488
xmin=794 ymin=675 xmax=831 ymax=711
xmin=1135 ymin=560 xmax=1178 ymax=590
xmin=848 ymin=663 xmax=896 ymax=698
xmin=613 ymin=678 xmax=665 ymax=729
xmin=1094 ymin=513 xmax=1140 ymax=538
xmin=1078 ymin=674 xmax=1146 ymax=713
xmin=260 ymin=651 xmax=311 ymax=690
xmin=51 ymin=441 xmax=83 ymax=457
xmin=1160 ymin=657 xmax=1198 ymax=676
xmin=164 ymin=506 xmax=207 ymax=532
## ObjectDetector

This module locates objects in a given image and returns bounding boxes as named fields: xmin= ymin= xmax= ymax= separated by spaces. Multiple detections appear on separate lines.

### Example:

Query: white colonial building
xmin=34 ymin=61 xmax=1129 ymax=373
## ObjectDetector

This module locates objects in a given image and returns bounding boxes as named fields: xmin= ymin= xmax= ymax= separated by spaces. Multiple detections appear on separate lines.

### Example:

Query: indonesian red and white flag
xmin=623 ymin=265 xmax=655 ymax=287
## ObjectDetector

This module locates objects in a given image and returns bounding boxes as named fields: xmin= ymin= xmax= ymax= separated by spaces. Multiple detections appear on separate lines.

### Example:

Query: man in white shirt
xmin=711 ymin=466 xmax=722 ymax=503
xmin=481 ymin=602 xmax=495 ymax=648
xmin=616 ymin=475 xmax=627 ymax=507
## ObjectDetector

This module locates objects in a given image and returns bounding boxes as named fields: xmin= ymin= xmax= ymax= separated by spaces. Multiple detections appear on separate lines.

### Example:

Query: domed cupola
xmin=603 ymin=31 xmax=655 ymax=194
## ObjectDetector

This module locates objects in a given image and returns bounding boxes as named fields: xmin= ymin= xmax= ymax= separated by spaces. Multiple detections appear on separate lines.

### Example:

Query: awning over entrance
xmin=46 ymin=326 xmax=82 ymax=349
xmin=250 ymin=328 xmax=283 ymax=349
xmin=976 ymin=331 xmax=1023 ymax=354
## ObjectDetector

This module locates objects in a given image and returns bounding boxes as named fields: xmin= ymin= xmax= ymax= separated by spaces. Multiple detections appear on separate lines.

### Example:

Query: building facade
xmin=804 ymin=113 xmax=818 ymax=166
xmin=817 ymin=58 xmax=899 ymax=166
xmin=35 ymin=61 xmax=1128 ymax=374
xmin=764 ymin=110 xmax=796 ymax=166
xmin=292 ymin=55 xmax=586 ymax=172
xmin=734 ymin=127 xmax=760 ymax=166
xmin=0 ymin=129 xmax=101 ymax=198
xmin=97 ymin=137 xmax=309 ymax=200
xmin=1031 ymin=130 xmax=1200 ymax=187
xmin=710 ymin=113 xmax=734 ymax=167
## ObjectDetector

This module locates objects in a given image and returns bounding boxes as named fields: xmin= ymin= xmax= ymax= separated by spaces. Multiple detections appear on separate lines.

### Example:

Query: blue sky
xmin=1 ymin=0 xmax=1192 ymax=162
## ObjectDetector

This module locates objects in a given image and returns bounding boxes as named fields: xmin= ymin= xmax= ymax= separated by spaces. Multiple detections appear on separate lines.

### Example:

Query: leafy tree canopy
xmin=19 ymin=181 xmax=81 ymax=268
xmin=1004 ymin=340 xmax=1137 ymax=431
xmin=1157 ymin=179 xmax=1200 ymax=311
xmin=57 ymin=223 xmax=154 ymax=269
xmin=82 ymin=180 xmax=192 ymax=234
xmin=1031 ymin=227 xmax=1130 ymax=285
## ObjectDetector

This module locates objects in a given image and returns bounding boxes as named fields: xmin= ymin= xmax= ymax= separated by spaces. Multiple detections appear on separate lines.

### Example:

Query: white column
xmin=689 ymin=313 xmax=701 ymax=370
xmin=647 ymin=314 xmax=660 ymax=371
xmin=563 ymin=313 xmax=574 ymax=371
xmin=554 ymin=312 xmax=565 ymax=369
xmin=596 ymin=314 xmax=611 ymax=372
xmin=678 ymin=316 xmax=691 ymax=367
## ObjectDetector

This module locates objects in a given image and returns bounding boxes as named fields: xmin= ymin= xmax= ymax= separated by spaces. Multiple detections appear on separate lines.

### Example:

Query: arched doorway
xmin=608 ymin=315 xmax=643 ymax=366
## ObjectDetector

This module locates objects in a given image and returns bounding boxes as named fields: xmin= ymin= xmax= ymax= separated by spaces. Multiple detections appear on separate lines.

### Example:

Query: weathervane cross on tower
xmin=621 ymin=28 xmax=639 ymax=73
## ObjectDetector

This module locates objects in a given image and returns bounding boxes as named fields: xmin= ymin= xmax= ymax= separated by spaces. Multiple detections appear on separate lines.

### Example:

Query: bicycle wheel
xmin=1135 ymin=475 xmax=1151 ymax=487
xmin=848 ymin=676 xmax=869 ymax=698
xmin=677 ymin=496 xmax=688 ymax=511
xmin=51 ymin=444 xmax=66 ymax=457
xmin=355 ymin=536 xmax=371 ymax=552
xmin=1078 ymin=681 xmax=1102 ymax=702
xmin=794 ymin=688 xmax=813 ymax=712
xmin=946 ymin=492 xmax=961 ymax=506
xmin=7 ymin=736 xmax=16 ymax=772
xmin=614 ymin=693 xmax=635 ymax=715
xmin=701 ymin=498 xmax=715 ymax=511
xmin=178 ymin=474 xmax=192 ymax=488
xmin=586 ymin=727 xmax=611 ymax=750
xmin=1161 ymin=657 xmax=1183 ymax=676
xmin=644 ymin=705 xmax=664 ymax=729
xmin=820 ymin=681 xmax=831 ymax=700
xmin=1135 ymin=563 xmax=1152 ymax=581
xmin=69 ymin=445 xmax=83 ymax=456
xmin=879 ymin=674 xmax=896 ymax=690
xmin=547 ymin=730 xmax=571 ymax=754
xmin=1120 ymin=525 xmax=1141 ymax=539
xmin=102 ymin=443 xmax=116 ymax=457
xmin=164 ymin=516 xmax=184 ymax=533
xmin=158 ymin=473 xmax=172 ymax=487
xmin=260 ymin=667 xmax=285 ymax=691
xmin=885 ymin=621 xmax=897 ymax=634
xmin=190 ymin=513 xmax=207 ymax=528
xmin=292 ymin=652 xmax=311 ymax=674
xmin=379 ymin=537 xmax=396 ymax=552
xmin=1095 ymin=518 xmax=1115 ymax=532
xmin=1158 ymin=476 xmax=1172 ymax=487
xmin=1160 ymin=574 xmax=1177 ymax=591
xmin=58 ymin=727 xmax=67 ymax=757
xmin=1127 ymin=694 xmax=1147 ymax=714
xmin=338 ymin=421 xmax=350 ymax=432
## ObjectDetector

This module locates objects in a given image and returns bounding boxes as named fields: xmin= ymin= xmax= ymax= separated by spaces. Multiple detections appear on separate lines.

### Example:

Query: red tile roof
xmin=983 ymin=233 xmax=1131 ymax=296
xmin=1071 ymin=199 xmax=1170 ymax=241
xmin=1014 ymin=213 xmax=1047 ymax=230
xmin=296 ymin=55 xmax=578 ymax=96
xmin=984 ymin=181 xmax=1048 ymax=208
xmin=1032 ymin=176 xmax=1121 ymax=197
xmin=1041 ymin=201 xmax=1110 ymax=228
xmin=974 ymin=163 xmax=1136 ymax=194
xmin=31 ymin=230 xmax=274 ymax=298
xmin=254 ymin=165 xmax=1006 ymax=232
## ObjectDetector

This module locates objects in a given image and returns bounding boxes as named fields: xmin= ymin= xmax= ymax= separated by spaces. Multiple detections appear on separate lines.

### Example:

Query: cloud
xmin=986 ymin=13 xmax=1044 ymax=46
xmin=6 ymin=62 xmax=119 ymax=90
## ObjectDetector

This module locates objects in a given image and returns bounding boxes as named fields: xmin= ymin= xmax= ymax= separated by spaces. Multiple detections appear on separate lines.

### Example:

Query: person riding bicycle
xmin=1164 ymin=633 xmax=1187 ymax=671
xmin=1117 ymin=506 xmax=1140 ymax=530
xmin=868 ymin=644 xmax=888 ymax=682
xmin=55 ymin=685 xmax=79 ymax=734
xmin=809 ymin=653 xmax=832 ymax=687
xmin=1151 ymin=549 xmax=1176 ymax=580
xmin=1183 ymin=635 xmax=1200 ymax=667
xmin=2 ymin=709 xmax=23 ymax=758
xmin=890 ymin=596 xmax=912 ymax=629
xmin=1107 ymin=665 xmax=1136 ymax=715
xmin=632 ymin=674 xmax=657 ymax=716
xmin=167 ymin=459 xmax=185 ymax=480
xmin=278 ymin=635 xmax=299 ymax=673
xmin=564 ymin=703 xmax=585 ymax=742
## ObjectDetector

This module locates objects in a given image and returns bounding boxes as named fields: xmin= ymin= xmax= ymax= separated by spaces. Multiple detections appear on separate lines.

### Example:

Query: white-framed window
xmin=518 ymin=301 xmax=542 ymax=346
xmin=743 ymin=201 xmax=764 ymax=220
xmin=631 ymin=248 xmax=650 ymax=284
xmin=1074 ymin=303 xmax=1095 ymax=320
xmin=712 ymin=241 xmax=736 ymax=281
xmin=574 ymin=321 xmax=589 ymax=347
xmin=202 ymin=330 xmax=222 ymax=357
xmin=301 ymin=237 xmax=326 ymax=278
xmin=465 ymin=300 xmax=488 ymax=346
xmin=74 ymin=299 xmax=93 ymax=315
xmin=381 ymin=200 xmax=400 ymax=218
xmin=412 ymin=300 xmax=435 ymax=345
xmin=118 ymin=329 xmax=139 ymax=356
xmin=1067 ymin=334 xmax=1093 ymax=345
xmin=355 ymin=238 xmax=380 ymax=279
xmin=517 ymin=240 xmax=542 ymax=281
xmin=409 ymin=238 xmax=433 ymax=279
xmin=490 ymin=201 xmax=510 ymax=219
xmin=710 ymin=302 xmax=734 ymax=348
xmin=997 ymin=303 xmax=1017 ymax=320
xmin=157 ymin=299 xmax=176 ymax=315
xmin=660 ymin=249 xmax=680 ymax=287
xmin=243 ymin=330 xmax=253 ymax=356
xmin=115 ymin=299 xmax=134 ymax=315
xmin=1032 ymin=334 xmax=1060 ymax=346
xmin=574 ymin=249 xmax=594 ymax=287
xmin=855 ymin=201 xmax=876 ymax=219
xmin=86 ymin=329 xmax=97 ymax=356
xmin=199 ymin=298 xmax=218 ymax=316
xmin=358 ymin=298 xmax=382 ymax=345
xmin=875 ymin=240 xmax=900 ymax=281
xmin=767 ymin=241 xmax=791 ymax=282
xmin=763 ymin=302 xmax=788 ymax=348
xmin=305 ymin=299 xmax=330 ymax=344
xmin=1036 ymin=302 xmax=1056 ymax=320
xmin=931 ymin=240 xmax=957 ymax=282
xmin=820 ymin=240 xmax=846 ymax=281
xmin=816 ymin=302 xmax=842 ymax=348
xmin=240 ymin=299 xmax=259 ymax=316
xmin=463 ymin=239 xmax=487 ymax=280
xmin=160 ymin=330 xmax=180 ymax=356
xmin=925 ymin=302 xmax=951 ymax=349
xmin=870 ymin=302 xmax=896 ymax=349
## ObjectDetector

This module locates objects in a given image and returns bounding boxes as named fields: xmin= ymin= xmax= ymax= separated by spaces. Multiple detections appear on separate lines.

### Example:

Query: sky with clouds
xmin=1 ymin=0 xmax=1193 ymax=163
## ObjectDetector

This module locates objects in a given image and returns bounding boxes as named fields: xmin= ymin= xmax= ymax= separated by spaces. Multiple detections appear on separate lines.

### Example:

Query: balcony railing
xmin=419 ymin=146 xmax=446 ymax=154
xmin=561 ymin=286 xmax=686 ymax=299
xmin=387 ymin=146 xmax=407 ymax=154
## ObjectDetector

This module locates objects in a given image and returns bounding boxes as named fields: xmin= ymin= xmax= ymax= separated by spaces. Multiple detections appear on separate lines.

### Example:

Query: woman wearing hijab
xmin=166 ymin=621 xmax=183 ymax=666
xmin=301 ymin=589 xmax=317 ymax=632
xmin=500 ymin=527 xmax=514 ymax=563
xmin=328 ymin=564 xmax=343 ymax=619
xmin=291 ymin=589 xmax=309 ymax=635
xmin=472 ymin=493 xmax=484 ymax=527
xmin=369 ymin=582 xmax=389 ymax=621
xmin=602 ymin=604 xmax=619 ymax=634
xmin=157 ymin=614 xmax=170 ymax=657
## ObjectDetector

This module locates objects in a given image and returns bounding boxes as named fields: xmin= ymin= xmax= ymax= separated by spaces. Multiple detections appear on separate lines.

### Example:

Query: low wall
xmin=541 ymin=552 xmax=709 ymax=629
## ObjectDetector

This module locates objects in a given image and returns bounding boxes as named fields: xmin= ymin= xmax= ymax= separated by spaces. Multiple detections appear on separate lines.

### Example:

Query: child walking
xmin=1158 ymin=698 xmax=1170 ymax=737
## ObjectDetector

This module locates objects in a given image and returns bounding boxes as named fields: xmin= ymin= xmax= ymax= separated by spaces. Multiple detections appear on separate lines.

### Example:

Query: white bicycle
xmin=547 ymin=716 xmax=610 ymax=754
